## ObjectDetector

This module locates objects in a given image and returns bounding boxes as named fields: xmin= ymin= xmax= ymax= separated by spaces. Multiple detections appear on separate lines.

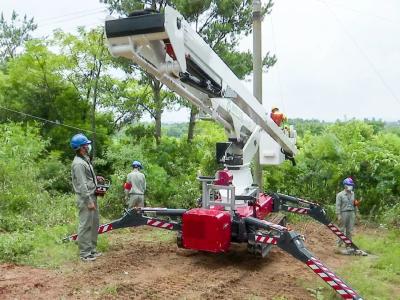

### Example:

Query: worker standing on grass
xmin=126 ymin=160 xmax=146 ymax=208
xmin=336 ymin=177 xmax=359 ymax=248
xmin=70 ymin=133 xmax=101 ymax=262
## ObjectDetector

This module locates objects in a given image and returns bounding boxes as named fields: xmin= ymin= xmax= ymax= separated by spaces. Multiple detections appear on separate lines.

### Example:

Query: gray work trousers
xmin=337 ymin=210 xmax=355 ymax=246
xmin=77 ymin=195 xmax=99 ymax=257
xmin=127 ymin=194 xmax=144 ymax=208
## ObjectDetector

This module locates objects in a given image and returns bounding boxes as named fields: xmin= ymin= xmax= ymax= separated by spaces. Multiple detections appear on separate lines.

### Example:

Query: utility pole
xmin=253 ymin=0 xmax=263 ymax=190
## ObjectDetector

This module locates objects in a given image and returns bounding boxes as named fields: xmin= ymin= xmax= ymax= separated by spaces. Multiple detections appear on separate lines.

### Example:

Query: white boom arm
xmin=105 ymin=6 xmax=297 ymax=192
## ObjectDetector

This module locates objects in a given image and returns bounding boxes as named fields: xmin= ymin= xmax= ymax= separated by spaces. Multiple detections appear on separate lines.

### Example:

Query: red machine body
xmin=182 ymin=208 xmax=231 ymax=253
xmin=235 ymin=193 xmax=274 ymax=219
xmin=214 ymin=169 xmax=233 ymax=186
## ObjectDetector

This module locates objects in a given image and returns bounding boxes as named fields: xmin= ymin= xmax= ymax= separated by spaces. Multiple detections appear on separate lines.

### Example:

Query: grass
xmin=304 ymin=228 xmax=400 ymax=300
xmin=141 ymin=227 xmax=175 ymax=243
xmin=0 ymin=223 xmax=110 ymax=268
xmin=100 ymin=283 xmax=119 ymax=296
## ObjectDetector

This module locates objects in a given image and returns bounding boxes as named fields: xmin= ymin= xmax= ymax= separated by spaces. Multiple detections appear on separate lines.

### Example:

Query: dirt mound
xmin=0 ymin=221 xmax=357 ymax=299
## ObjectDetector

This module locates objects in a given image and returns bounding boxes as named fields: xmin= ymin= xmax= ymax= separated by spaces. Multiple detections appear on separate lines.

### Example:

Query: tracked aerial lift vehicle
xmin=66 ymin=6 xmax=366 ymax=299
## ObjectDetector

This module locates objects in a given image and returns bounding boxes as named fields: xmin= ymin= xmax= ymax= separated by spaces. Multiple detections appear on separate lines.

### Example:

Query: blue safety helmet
xmin=343 ymin=177 xmax=354 ymax=186
xmin=70 ymin=133 xmax=91 ymax=150
xmin=131 ymin=160 xmax=143 ymax=169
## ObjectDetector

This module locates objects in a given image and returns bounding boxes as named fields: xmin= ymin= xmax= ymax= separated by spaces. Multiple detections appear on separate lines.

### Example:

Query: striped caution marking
xmin=307 ymin=257 xmax=362 ymax=299
xmin=255 ymin=234 xmax=278 ymax=245
xmin=287 ymin=206 xmax=310 ymax=215
xmin=98 ymin=223 xmax=113 ymax=234
xmin=327 ymin=223 xmax=353 ymax=246
xmin=146 ymin=219 xmax=174 ymax=230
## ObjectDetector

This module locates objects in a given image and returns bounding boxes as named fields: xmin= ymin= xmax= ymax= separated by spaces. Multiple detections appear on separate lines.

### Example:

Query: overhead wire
xmin=38 ymin=9 xmax=107 ymax=29
xmin=314 ymin=0 xmax=400 ymax=108
xmin=0 ymin=104 xmax=96 ymax=134
xmin=314 ymin=0 xmax=400 ymax=26
xmin=269 ymin=15 xmax=287 ymax=114
xmin=37 ymin=8 xmax=107 ymax=24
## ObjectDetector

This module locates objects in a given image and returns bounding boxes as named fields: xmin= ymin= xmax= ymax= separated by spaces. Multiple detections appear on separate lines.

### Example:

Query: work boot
xmin=80 ymin=254 xmax=96 ymax=262
xmin=91 ymin=251 xmax=102 ymax=257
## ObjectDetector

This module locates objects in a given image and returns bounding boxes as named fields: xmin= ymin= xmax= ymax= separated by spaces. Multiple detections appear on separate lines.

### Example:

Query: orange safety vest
xmin=271 ymin=112 xmax=285 ymax=126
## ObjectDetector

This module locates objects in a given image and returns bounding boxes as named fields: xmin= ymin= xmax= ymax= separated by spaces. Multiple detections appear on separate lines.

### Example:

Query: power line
xmin=38 ymin=9 xmax=107 ymax=29
xmin=0 ymin=104 xmax=95 ymax=134
xmin=269 ymin=15 xmax=287 ymax=113
xmin=315 ymin=0 xmax=400 ymax=108
xmin=37 ymin=8 xmax=107 ymax=24
xmin=315 ymin=0 xmax=400 ymax=26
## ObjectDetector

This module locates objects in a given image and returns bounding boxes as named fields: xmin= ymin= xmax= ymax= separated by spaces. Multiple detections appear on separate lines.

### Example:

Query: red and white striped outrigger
xmin=277 ymin=193 xmax=367 ymax=255
xmin=64 ymin=192 xmax=366 ymax=300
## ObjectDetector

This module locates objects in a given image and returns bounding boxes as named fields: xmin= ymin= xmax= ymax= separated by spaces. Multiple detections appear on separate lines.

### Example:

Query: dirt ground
xmin=0 ymin=221 xmax=357 ymax=300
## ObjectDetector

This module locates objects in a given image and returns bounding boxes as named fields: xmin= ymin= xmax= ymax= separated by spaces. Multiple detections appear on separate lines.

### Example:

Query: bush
xmin=381 ymin=203 xmax=400 ymax=228
xmin=0 ymin=231 xmax=35 ymax=263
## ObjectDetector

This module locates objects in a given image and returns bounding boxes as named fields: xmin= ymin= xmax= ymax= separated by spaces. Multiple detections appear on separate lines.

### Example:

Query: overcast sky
xmin=2 ymin=0 xmax=400 ymax=122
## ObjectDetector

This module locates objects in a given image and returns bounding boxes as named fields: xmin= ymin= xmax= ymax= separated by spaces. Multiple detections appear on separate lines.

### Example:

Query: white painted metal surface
xmin=105 ymin=5 xmax=297 ymax=159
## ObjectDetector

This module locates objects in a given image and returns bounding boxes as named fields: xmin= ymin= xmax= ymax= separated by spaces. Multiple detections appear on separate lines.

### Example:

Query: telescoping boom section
xmin=105 ymin=6 xmax=296 ymax=162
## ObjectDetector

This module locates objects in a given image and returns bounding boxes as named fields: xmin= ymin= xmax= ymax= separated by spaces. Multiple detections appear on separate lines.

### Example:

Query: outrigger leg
xmin=273 ymin=193 xmax=367 ymax=256
xmin=63 ymin=208 xmax=185 ymax=242
xmin=245 ymin=216 xmax=364 ymax=300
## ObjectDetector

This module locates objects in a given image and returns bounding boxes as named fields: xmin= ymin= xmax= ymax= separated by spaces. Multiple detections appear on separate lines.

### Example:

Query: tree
xmin=1 ymin=39 xmax=112 ymax=159
xmin=53 ymin=27 xmax=115 ymax=158
xmin=101 ymin=79 xmax=147 ymax=130
xmin=2 ymin=40 xmax=88 ymax=152
xmin=101 ymin=0 xmax=179 ymax=144
xmin=0 ymin=11 xmax=37 ymax=64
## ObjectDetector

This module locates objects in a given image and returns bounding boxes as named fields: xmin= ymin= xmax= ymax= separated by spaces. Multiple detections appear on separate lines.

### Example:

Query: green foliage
xmin=300 ymin=229 xmax=400 ymax=300
xmin=311 ymin=229 xmax=400 ymax=300
xmin=163 ymin=123 xmax=188 ymax=137
xmin=381 ymin=202 xmax=400 ymax=228
xmin=0 ymin=224 xmax=109 ymax=267
xmin=0 ymin=39 xmax=112 ymax=159
xmin=265 ymin=120 xmax=400 ymax=221
xmin=0 ymin=123 xmax=46 ymax=215
xmin=0 ymin=10 xmax=37 ymax=63
xmin=99 ymin=120 xmax=226 ymax=218
xmin=0 ymin=123 xmax=76 ymax=231
xmin=0 ymin=231 xmax=35 ymax=263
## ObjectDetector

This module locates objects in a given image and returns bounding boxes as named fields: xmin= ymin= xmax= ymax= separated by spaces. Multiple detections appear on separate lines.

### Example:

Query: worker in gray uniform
xmin=336 ymin=177 xmax=358 ymax=247
xmin=70 ymin=133 xmax=101 ymax=261
xmin=126 ymin=160 xmax=146 ymax=208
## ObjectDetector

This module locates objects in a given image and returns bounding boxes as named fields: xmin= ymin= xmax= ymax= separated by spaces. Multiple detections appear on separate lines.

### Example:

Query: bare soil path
xmin=0 ymin=221 xmax=357 ymax=299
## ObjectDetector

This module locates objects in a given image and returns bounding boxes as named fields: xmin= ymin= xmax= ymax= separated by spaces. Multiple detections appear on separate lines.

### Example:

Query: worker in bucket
xmin=70 ymin=133 xmax=101 ymax=262
xmin=270 ymin=106 xmax=287 ymax=127
xmin=126 ymin=160 xmax=146 ymax=208
xmin=336 ymin=177 xmax=359 ymax=248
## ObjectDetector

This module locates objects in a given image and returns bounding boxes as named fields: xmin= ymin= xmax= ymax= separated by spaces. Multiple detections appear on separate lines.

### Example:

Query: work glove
xmin=87 ymin=201 xmax=96 ymax=210
xmin=96 ymin=176 xmax=105 ymax=184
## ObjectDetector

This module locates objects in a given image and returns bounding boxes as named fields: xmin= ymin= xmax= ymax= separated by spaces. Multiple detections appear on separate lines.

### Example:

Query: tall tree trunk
xmin=187 ymin=106 xmax=198 ymax=142
xmin=153 ymin=80 xmax=162 ymax=145
xmin=91 ymin=61 xmax=102 ymax=160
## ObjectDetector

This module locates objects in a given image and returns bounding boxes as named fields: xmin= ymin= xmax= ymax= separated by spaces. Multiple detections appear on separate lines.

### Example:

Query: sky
xmin=2 ymin=0 xmax=400 ymax=122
